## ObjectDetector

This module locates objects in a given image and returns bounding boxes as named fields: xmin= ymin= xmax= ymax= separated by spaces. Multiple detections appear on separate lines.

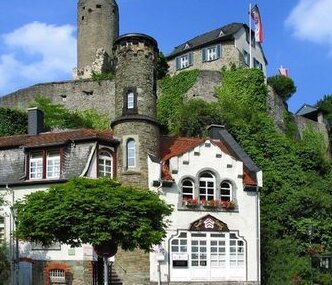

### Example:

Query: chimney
xmin=207 ymin=124 xmax=225 ymax=140
xmin=28 ymin=108 xmax=44 ymax=135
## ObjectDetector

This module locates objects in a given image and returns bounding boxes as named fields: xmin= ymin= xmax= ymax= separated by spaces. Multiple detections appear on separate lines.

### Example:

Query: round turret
xmin=77 ymin=0 xmax=119 ymax=70
xmin=111 ymin=33 xmax=160 ymax=188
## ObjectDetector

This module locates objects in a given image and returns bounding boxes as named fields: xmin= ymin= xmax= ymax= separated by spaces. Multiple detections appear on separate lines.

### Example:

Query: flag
xmin=279 ymin=66 xmax=289 ymax=77
xmin=251 ymin=4 xmax=264 ymax=43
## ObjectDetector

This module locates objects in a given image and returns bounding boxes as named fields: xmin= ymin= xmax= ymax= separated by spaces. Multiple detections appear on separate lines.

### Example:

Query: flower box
xmin=183 ymin=198 xmax=199 ymax=208
xmin=201 ymin=199 xmax=219 ymax=209
xmin=220 ymin=200 xmax=236 ymax=210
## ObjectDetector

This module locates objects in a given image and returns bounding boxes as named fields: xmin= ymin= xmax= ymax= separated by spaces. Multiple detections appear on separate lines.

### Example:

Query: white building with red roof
xmin=148 ymin=126 xmax=262 ymax=284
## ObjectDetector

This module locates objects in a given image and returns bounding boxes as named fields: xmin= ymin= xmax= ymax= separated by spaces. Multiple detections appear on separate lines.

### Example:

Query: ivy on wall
xmin=157 ymin=69 xmax=200 ymax=134
xmin=0 ymin=107 xmax=27 ymax=137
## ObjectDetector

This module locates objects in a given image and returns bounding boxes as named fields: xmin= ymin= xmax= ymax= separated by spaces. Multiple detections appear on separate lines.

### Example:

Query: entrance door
xmin=19 ymin=261 xmax=32 ymax=285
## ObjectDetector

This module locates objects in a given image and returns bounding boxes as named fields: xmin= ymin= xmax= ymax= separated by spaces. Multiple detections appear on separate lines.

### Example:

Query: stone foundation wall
xmin=115 ymin=248 xmax=150 ymax=285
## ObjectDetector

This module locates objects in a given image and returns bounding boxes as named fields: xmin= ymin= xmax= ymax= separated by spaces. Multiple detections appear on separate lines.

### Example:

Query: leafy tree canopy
xmin=15 ymin=178 xmax=172 ymax=252
xmin=0 ymin=244 xmax=10 ymax=285
xmin=267 ymin=74 xmax=297 ymax=101
xmin=156 ymin=52 xmax=169 ymax=80
xmin=0 ymin=107 xmax=27 ymax=137
xmin=316 ymin=94 xmax=332 ymax=147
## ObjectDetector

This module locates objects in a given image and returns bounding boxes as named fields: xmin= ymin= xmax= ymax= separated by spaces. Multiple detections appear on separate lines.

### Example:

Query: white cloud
xmin=0 ymin=22 xmax=76 ymax=95
xmin=286 ymin=0 xmax=332 ymax=54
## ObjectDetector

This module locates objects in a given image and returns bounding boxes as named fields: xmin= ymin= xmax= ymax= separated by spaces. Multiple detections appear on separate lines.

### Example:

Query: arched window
xmin=199 ymin=172 xmax=215 ymax=201
xmin=220 ymin=182 xmax=232 ymax=201
xmin=98 ymin=151 xmax=113 ymax=177
xmin=127 ymin=91 xmax=135 ymax=109
xmin=127 ymin=139 xmax=136 ymax=168
xmin=182 ymin=179 xmax=194 ymax=200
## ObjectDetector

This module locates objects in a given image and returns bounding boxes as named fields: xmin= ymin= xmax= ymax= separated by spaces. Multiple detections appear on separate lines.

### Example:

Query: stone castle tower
xmin=111 ymin=34 xmax=160 ymax=188
xmin=75 ymin=0 xmax=119 ymax=79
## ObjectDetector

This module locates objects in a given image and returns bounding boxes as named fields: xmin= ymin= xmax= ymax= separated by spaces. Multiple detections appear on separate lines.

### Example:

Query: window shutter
xmin=176 ymin=57 xmax=180 ymax=70
xmin=202 ymin=48 xmax=207 ymax=62
xmin=217 ymin=44 xmax=221 ymax=59
xmin=189 ymin=52 xmax=193 ymax=66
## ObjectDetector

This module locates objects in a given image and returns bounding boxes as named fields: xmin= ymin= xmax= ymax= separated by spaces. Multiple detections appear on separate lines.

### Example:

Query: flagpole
xmin=249 ymin=3 xmax=252 ymax=68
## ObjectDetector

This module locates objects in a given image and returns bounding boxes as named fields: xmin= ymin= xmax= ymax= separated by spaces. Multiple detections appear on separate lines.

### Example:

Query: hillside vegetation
xmin=158 ymin=67 xmax=332 ymax=284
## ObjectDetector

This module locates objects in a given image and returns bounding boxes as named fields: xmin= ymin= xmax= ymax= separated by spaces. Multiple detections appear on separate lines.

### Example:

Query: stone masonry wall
xmin=0 ymin=79 xmax=115 ymax=120
xmin=32 ymin=260 xmax=94 ymax=285
xmin=115 ymin=248 xmax=150 ymax=285
xmin=113 ymin=121 xmax=160 ymax=188
xmin=167 ymin=41 xmax=242 ymax=75
xmin=266 ymin=86 xmax=287 ymax=133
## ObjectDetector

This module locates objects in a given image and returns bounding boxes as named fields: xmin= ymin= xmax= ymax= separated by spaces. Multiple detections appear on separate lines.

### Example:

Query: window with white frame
xmin=182 ymin=179 xmax=194 ymax=200
xmin=202 ymin=45 xmax=221 ymax=62
xmin=253 ymin=58 xmax=263 ymax=70
xmin=49 ymin=269 xmax=65 ymax=283
xmin=46 ymin=151 xmax=60 ymax=179
xmin=127 ymin=139 xmax=136 ymax=168
xmin=30 ymin=152 xmax=43 ymax=179
xmin=199 ymin=172 xmax=215 ymax=201
xmin=98 ymin=151 xmax=113 ymax=177
xmin=170 ymin=231 xmax=246 ymax=277
xmin=220 ymin=182 xmax=232 ymax=202
xmin=176 ymin=52 xmax=193 ymax=70
xmin=127 ymin=91 xmax=135 ymax=109
xmin=29 ymin=150 xmax=61 ymax=180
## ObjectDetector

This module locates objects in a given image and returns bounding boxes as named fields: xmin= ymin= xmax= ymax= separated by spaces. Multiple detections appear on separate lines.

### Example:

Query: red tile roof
xmin=0 ymin=129 xmax=115 ymax=149
xmin=159 ymin=136 xmax=256 ymax=185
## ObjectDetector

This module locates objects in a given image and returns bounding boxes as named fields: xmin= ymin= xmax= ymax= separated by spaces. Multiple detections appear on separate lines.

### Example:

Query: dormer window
xmin=29 ymin=149 xmax=61 ymax=180
xmin=47 ymin=151 xmax=60 ymax=179
xmin=98 ymin=150 xmax=113 ymax=177
xmin=30 ymin=152 xmax=43 ymax=179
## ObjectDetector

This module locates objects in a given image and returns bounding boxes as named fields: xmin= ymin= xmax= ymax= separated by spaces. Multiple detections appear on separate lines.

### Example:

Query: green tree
xmin=0 ymin=244 xmax=10 ymax=285
xmin=15 ymin=178 xmax=172 ymax=253
xmin=267 ymin=75 xmax=296 ymax=101
xmin=267 ymin=74 xmax=297 ymax=101
xmin=156 ymin=52 xmax=169 ymax=80
xmin=0 ymin=107 xmax=27 ymax=136
xmin=173 ymin=99 xmax=223 ymax=137
xmin=316 ymin=94 xmax=332 ymax=147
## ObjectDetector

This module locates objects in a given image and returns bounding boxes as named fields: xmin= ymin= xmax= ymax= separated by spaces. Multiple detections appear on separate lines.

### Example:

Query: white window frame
xmin=220 ymin=181 xmax=232 ymax=202
xmin=98 ymin=151 xmax=113 ymax=177
xmin=127 ymin=139 xmax=136 ymax=168
xmin=207 ymin=46 xmax=218 ymax=61
xmin=49 ymin=269 xmax=65 ymax=283
xmin=46 ymin=151 xmax=60 ymax=179
xmin=127 ymin=91 xmax=134 ymax=109
xmin=170 ymin=231 xmax=246 ymax=279
xmin=199 ymin=172 xmax=215 ymax=201
xmin=180 ymin=54 xmax=190 ymax=69
xmin=30 ymin=152 xmax=43 ymax=180
xmin=182 ymin=179 xmax=194 ymax=200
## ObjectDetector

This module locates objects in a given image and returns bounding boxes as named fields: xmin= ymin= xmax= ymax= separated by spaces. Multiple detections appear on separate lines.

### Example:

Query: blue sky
xmin=0 ymin=0 xmax=331 ymax=112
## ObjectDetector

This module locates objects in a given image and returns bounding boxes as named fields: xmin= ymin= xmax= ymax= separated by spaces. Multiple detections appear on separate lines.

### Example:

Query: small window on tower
xmin=82 ymin=16 xmax=85 ymax=20
xmin=82 ymin=6 xmax=85 ymax=10
xmin=96 ymin=4 xmax=102 ymax=8
xmin=127 ymin=92 xmax=134 ymax=109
